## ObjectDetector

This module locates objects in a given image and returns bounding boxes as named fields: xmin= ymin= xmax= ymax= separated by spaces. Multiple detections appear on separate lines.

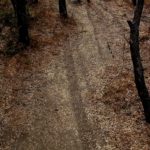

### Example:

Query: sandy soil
xmin=0 ymin=0 xmax=150 ymax=150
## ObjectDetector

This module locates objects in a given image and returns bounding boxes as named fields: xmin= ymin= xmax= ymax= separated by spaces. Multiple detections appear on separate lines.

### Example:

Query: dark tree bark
xmin=128 ymin=0 xmax=150 ymax=123
xmin=31 ymin=0 xmax=38 ymax=3
xmin=71 ymin=0 xmax=90 ymax=4
xmin=59 ymin=0 xmax=68 ymax=18
xmin=28 ymin=0 xmax=38 ymax=4
xmin=76 ymin=0 xmax=81 ymax=3
xmin=11 ymin=0 xmax=17 ymax=14
xmin=11 ymin=0 xmax=30 ymax=45
xmin=132 ymin=0 xmax=137 ymax=5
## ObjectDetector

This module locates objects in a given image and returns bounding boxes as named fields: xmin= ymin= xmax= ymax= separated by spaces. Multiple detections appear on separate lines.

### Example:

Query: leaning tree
xmin=128 ymin=0 xmax=150 ymax=123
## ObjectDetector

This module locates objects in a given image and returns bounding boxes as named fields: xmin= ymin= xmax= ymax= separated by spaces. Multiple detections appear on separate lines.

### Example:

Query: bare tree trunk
xmin=128 ymin=0 xmax=150 ymax=123
xmin=71 ymin=0 xmax=90 ymax=4
xmin=59 ymin=0 xmax=68 ymax=18
xmin=31 ymin=0 xmax=38 ymax=3
xmin=11 ymin=0 xmax=30 ymax=45
xmin=132 ymin=0 xmax=137 ymax=5
xmin=11 ymin=0 xmax=17 ymax=13
xmin=28 ymin=0 xmax=38 ymax=4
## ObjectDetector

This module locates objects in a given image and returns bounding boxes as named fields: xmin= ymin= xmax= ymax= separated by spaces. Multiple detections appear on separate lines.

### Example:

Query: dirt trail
xmin=1 ymin=0 xmax=150 ymax=150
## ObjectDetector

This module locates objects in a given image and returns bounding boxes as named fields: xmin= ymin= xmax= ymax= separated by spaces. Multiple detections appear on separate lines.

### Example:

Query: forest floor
xmin=1 ymin=0 xmax=150 ymax=150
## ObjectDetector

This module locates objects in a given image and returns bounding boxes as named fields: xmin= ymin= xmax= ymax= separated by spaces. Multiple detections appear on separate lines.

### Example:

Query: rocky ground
xmin=0 ymin=0 xmax=150 ymax=149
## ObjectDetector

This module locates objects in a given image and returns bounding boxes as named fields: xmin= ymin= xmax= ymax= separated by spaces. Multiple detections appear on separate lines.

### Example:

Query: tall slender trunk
xmin=59 ymin=0 xmax=68 ymax=18
xmin=11 ymin=0 xmax=30 ymax=45
xmin=132 ymin=0 xmax=137 ymax=5
xmin=11 ymin=0 xmax=17 ymax=13
xmin=128 ymin=0 xmax=150 ymax=123
xmin=31 ymin=0 xmax=38 ymax=4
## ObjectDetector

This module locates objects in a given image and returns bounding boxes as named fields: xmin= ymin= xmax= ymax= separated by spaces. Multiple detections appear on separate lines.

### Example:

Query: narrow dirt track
xmin=1 ymin=0 xmax=150 ymax=150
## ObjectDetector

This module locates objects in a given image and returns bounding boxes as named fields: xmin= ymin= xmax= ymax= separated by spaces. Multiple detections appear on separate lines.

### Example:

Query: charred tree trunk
xmin=71 ymin=0 xmax=90 ymax=4
xmin=59 ymin=0 xmax=68 ymax=18
xmin=11 ymin=0 xmax=30 ymax=45
xmin=128 ymin=0 xmax=150 ymax=123
xmin=132 ymin=0 xmax=137 ymax=5
xmin=28 ymin=0 xmax=38 ymax=4
xmin=11 ymin=0 xmax=17 ymax=14
xmin=31 ymin=0 xmax=38 ymax=3
xmin=16 ymin=0 xmax=29 ymax=45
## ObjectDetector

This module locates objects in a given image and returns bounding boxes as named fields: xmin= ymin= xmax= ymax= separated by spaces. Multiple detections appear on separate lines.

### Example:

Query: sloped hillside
xmin=0 ymin=0 xmax=150 ymax=149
